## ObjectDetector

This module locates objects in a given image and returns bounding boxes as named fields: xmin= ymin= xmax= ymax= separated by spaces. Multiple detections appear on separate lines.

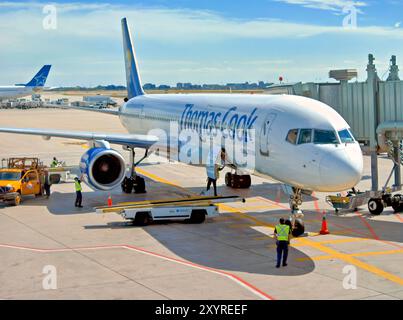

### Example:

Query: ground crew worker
xmin=274 ymin=217 xmax=291 ymax=268
xmin=206 ymin=164 xmax=219 ymax=196
xmin=50 ymin=157 xmax=59 ymax=168
xmin=204 ymin=148 xmax=226 ymax=196
xmin=42 ymin=171 xmax=51 ymax=198
xmin=74 ymin=177 xmax=83 ymax=208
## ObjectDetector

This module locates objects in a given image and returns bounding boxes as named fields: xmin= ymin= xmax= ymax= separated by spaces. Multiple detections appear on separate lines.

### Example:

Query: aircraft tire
xmin=229 ymin=174 xmax=251 ymax=189
xmin=391 ymin=194 xmax=403 ymax=213
xmin=368 ymin=198 xmax=384 ymax=215
xmin=121 ymin=177 xmax=133 ymax=194
xmin=134 ymin=176 xmax=146 ymax=194
xmin=292 ymin=219 xmax=305 ymax=237
xmin=225 ymin=172 xmax=232 ymax=187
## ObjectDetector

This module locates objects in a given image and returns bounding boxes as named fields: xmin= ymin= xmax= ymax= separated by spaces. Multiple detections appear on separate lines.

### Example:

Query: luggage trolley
xmin=95 ymin=195 xmax=245 ymax=225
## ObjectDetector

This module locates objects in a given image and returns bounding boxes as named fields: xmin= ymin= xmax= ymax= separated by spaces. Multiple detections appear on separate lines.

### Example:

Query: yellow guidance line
xmin=137 ymin=167 xmax=403 ymax=287
xmin=219 ymin=204 xmax=403 ymax=287
xmin=291 ymin=237 xmax=368 ymax=248
xmin=296 ymin=238 xmax=403 ymax=285
xmin=298 ymin=249 xmax=403 ymax=262
xmin=136 ymin=167 xmax=183 ymax=189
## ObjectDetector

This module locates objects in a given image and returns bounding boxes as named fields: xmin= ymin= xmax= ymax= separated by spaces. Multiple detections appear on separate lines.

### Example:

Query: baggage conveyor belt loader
xmin=95 ymin=195 xmax=245 ymax=226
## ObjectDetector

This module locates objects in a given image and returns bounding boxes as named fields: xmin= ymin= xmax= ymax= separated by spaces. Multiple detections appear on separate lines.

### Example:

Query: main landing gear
xmin=288 ymin=187 xmax=306 ymax=237
xmin=224 ymin=165 xmax=252 ymax=189
xmin=121 ymin=147 xmax=148 ymax=194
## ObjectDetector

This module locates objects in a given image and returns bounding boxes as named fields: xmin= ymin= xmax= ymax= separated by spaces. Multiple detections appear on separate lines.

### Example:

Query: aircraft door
xmin=259 ymin=113 xmax=277 ymax=157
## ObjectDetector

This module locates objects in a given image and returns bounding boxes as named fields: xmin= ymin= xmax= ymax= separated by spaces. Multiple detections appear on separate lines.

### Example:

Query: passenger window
xmin=298 ymin=129 xmax=312 ymax=144
xmin=286 ymin=129 xmax=299 ymax=145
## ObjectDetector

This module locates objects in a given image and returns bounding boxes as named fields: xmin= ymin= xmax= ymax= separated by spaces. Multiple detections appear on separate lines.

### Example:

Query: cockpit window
xmin=286 ymin=129 xmax=299 ymax=145
xmin=338 ymin=129 xmax=355 ymax=143
xmin=314 ymin=129 xmax=339 ymax=144
xmin=298 ymin=129 xmax=312 ymax=145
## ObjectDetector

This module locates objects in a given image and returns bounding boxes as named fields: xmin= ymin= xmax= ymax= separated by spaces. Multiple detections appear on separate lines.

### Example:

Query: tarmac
xmin=0 ymin=107 xmax=402 ymax=300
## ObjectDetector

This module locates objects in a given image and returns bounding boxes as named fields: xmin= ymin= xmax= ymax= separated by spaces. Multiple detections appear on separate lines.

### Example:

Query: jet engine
xmin=80 ymin=147 xmax=126 ymax=191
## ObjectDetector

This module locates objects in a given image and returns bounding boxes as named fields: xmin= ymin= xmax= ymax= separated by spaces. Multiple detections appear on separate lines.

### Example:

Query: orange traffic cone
xmin=320 ymin=215 xmax=330 ymax=235
xmin=107 ymin=195 xmax=113 ymax=207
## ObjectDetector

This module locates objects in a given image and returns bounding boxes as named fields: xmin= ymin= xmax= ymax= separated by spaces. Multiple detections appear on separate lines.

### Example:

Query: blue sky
xmin=1 ymin=0 xmax=403 ymax=86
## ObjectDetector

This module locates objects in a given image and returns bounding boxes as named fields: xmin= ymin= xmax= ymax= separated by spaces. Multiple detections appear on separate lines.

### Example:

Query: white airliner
xmin=0 ymin=65 xmax=52 ymax=101
xmin=0 ymin=18 xmax=363 ymax=234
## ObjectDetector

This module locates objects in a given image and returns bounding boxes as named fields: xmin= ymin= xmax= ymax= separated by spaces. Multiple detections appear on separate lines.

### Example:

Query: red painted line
xmin=267 ymin=199 xmax=403 ymax=248
xmin=395 ymin=214 xmax=403 ymax=223
xmin=356 ymin=209 xmax=403 ymax=249
xmin=123 ymin=244 xmax=275 ymax=300
xmin=262 ymin=196 xmax=403 ymax=249
xmin=0 ymin=242 xmax=275 ymax=300
xmin=354 ymin=210 xmax=380 ymax=240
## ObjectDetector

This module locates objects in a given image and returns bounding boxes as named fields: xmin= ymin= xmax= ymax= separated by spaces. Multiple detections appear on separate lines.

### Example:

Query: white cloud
xmin=0 ymin=2 xmax=401 ymax=86
xmin=0 ymin=1 xmax=400 ymax=46
xmin=274 ymin=0 xmax=367 ymax=12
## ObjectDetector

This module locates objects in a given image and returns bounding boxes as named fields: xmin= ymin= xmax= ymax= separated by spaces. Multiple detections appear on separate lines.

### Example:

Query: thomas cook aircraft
xmin=0 ymin=18 xmax=363 ymax=235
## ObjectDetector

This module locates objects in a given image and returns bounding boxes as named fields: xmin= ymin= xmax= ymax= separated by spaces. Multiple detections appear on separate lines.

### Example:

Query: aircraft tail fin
xmin=121 ymin=17 xmax=144 ymax=99
xmin=25 ymin=65 xmax=52 ymax=87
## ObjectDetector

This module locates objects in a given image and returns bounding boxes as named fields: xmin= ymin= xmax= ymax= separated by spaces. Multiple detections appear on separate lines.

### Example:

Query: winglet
xmin=121 ymin=17 xmax=144 ymax=99
xmin=25 ymin=65 xmax=52 ymax=87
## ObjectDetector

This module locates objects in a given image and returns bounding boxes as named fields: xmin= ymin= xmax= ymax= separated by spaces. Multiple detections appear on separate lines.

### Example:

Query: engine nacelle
xmin=80 ymin=147 xmax=126 ymax=191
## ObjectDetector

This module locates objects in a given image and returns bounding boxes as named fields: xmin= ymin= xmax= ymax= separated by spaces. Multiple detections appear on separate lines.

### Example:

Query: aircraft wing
xmin=0 ymin=127 xmax=158 ymax=149
xmin=48 ymin=105 xmax=121 ymax=116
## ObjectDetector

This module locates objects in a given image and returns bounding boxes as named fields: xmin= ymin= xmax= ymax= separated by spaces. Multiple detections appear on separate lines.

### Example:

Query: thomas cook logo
xmin=180 ymin=105 xmax=258 ymax=142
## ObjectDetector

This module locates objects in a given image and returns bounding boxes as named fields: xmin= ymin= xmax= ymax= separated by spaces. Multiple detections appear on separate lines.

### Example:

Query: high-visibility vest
xmin=275 ymin=224 xmax=290 ymax=241
xmin=51 ymin=160 xmax=58 ymax=168
xmin=74 ymin=180 xmax=82 ymax=192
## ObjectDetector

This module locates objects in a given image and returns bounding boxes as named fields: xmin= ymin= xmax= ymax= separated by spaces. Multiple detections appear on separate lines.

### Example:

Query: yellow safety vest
xmin=74 ymin=180 xmax=82 ymax=192
xmin=275 ymin=224 xmax=290 ymax=241
xmin=51 ymin=160 xmax=58 ymax=168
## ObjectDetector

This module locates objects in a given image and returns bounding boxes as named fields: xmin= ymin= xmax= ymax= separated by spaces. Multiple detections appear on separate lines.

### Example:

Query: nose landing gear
xmin=288 ymin=187 xmax=306 ymax=237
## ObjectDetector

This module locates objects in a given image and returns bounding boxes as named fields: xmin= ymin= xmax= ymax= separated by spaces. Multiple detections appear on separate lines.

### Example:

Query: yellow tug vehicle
xmin=0 ymin=158 xmax=45 ymax=206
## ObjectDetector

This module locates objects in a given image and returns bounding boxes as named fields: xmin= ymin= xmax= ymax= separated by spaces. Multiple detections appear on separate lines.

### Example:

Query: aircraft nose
xmin=319 ymin=147 xmax=363 ymax=191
